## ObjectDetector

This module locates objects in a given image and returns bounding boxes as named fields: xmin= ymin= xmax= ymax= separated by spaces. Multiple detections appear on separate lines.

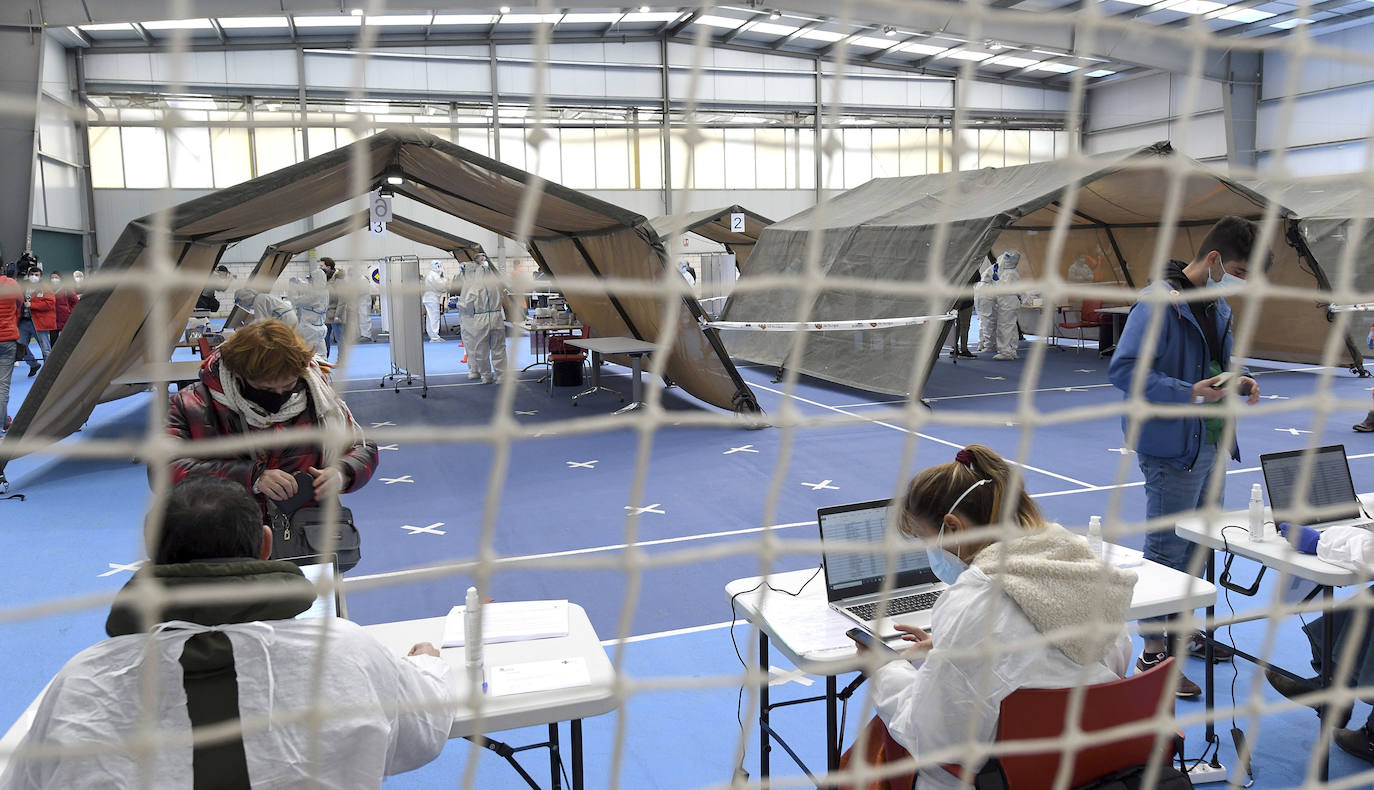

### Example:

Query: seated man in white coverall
xmin=233 ymin=287 xmax=297 ymax=330
xmin=287 ymin=269 xmax=328 ymax=357
xmin=0 ymin=476 xmax=451 ymax=789
xmin=459 ymin=254 xmax=507 ymax=384
xmin=990 ymin=250 xmax=1024 ymax=360
xmin=422 ymin=261 xmax=447 ymax=342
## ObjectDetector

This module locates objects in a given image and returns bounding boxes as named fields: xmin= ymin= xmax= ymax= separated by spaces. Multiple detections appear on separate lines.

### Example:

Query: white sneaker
xmin=467 ymin=372 xmax=480 ymax=380
xmin=481 ymin=376 xmax=495 ymax=385
xmin=993 ymin=353 xmax=1016 ymax=361
xmin=429 ymin=336 xmax=444 ymax=342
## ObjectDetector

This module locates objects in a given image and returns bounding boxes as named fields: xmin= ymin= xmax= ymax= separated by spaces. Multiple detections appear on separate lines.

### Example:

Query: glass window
xmin=691 ymin=128 xmax=725 ymax=190
xmin=723 ymin=129 xmax=755 ymax=190
xmin=169 ymin=127 xmax=214 ymax=189
xmin=796 ymin=128 xmax=816 ymax=190
xmin=669 ymin=128 xmax=691 ymax=190
xmin=842 ymin=129 xmax=871 ymax=189
xmin=634 ymin=127 xmax=663 ymax=191
xmin=498 ymin=127 xmax=526 ymax=170
xmin=1004 ymin=130 xmax=1031 ymax=166
xmin=898 ymin=128 xmax=927 ymax=176
xmin=211 ymin=127 xmax=252 ymax=187
xmin=530 ymin=127 xmax=562 ymax=184
xmin=929 ymin=130 xmax=951 ymax=173
xmin=871 ymin=129 xmax=900 ymax=179
xmin=306 ymin=127 xmax=338 ymax=156
xmin=560 ymin=128 xmax=597 ymax=188
xmin=1029 ymin=130 xmax=1055 ymax=162
xmin=254 ymin=127 xmax=301 ymax=176
xmin=977 ymin=130 xmax=1005 ymax=169
xmin=457 ymin=125 xmax=490 ymax=157
xmin=957 ymin=129 xmax=980 ymax=171
xmin=819 ymin=129 xmax=845 ymax=189
xmin=1054 ymin=131 xmax=1074 ymax=158
xmin=755 ymin=129 xmax=787 ymax=189
xmin=595 ymin=128 xmax=630 ymax=189
xmin=89 ymin=126 xmax=124 ymax=189
xmin=122 ymin=127 xmax=169 ymax=188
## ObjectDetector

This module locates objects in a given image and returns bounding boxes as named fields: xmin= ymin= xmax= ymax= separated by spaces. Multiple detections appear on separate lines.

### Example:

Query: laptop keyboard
xmin=847 ymin=590 xmax=943 ymax=621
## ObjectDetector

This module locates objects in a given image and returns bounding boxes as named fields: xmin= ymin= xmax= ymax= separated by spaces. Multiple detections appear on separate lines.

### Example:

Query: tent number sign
xmin=370 ymin=189 xmax=393 ymax=234
xmin=729 ymin=213 xmax=745 ymax=233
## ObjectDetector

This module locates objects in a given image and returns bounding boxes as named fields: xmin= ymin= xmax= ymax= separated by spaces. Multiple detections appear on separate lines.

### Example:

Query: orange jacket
xmin=26 ymin=287 xmax=56 ymax=331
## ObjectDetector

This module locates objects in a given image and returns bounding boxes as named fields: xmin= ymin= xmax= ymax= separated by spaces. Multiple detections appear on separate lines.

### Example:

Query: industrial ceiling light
xmin=883 ymin=25 xmax=896 ymax=36
xmin=769 ymin=9 xmax=781 ymax=19
xmin=499 ymin=6 xmax=511 ymax=13
xmin=639 ymin=5 xmax=651 ymax=12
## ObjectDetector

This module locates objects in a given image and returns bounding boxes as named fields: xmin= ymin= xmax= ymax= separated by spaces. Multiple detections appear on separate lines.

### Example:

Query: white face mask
xmin=26 ymin=275 xmax=38 ymax=283
xmin=1206 ymin=262 xmax=1244 ymax=289
xmin=924 ymin=478 xmax=991 ymax=585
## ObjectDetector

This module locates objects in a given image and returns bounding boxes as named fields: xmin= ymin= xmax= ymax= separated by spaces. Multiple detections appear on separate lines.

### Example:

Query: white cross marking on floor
xmin=724 ymin=445 xmax=759 ymax=455
xmin=1107 ymin=447 xmax=1135 ymax=455
xmin=802 ymin=480 xmax=839 ymax=491
xmin=567 ymin=460 xmax=598 ymax=469
xmin=99 ymin=561 xmax=145 ymax=577
xmin=370 ymin=421 xmax=395 ymax=428
xmin=1260 ymin=395 xmax=1289 ymax=400
xmin=1276 ymin=427 xmax=1313 ymax=436
xmin=377 ymin=444 xmax=399 ymax=451
xmin=1075 ymin=369 xmax=1096 ymax=373
xmin=515 ymin=410 xmax=538 ymax=416
xmin=768 ymin=666 xmax=815 ymax=687
xmin=984 ymin=376 xmax=1006 ymax=381
xmin=402 ymin=522 xmax=446 ymax=536
xmin=380 ymin=475 xmax=413 ymax=485
xmin=624 ymin=504 xmax=665 ymax=515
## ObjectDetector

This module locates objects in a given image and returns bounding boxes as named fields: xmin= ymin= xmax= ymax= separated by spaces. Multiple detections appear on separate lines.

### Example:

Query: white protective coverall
xmin=422 ymin=262 xmax=447 ymax=342
xmin=0 ymin=619 xmax=452 ymax=790
xmin=357 ymin=266 xmax=377 ymax=341
xmin=233 ymin=288 xmax=297 ymax=329
xmin=288 ymin=271 xmax=329 ymax=356
xmin=973 ymin=262 xmax=997 ymax=352
xmin=458 ymin=260 xmax=507 ymax=383
xmin=991 ymin=250 xmax=1023 ymax=360
xmin=869 ymin=524 xmax=1135 ymax=790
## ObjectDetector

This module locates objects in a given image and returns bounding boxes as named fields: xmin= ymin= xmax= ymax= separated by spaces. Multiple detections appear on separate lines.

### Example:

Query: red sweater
xmin=54 ymin=290 xmax=79 ymax=329
xmin=0 ymin=276 xmax=18 ymax=342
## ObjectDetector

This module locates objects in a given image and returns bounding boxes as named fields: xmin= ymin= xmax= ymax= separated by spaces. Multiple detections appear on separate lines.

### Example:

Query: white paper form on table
xmin=442 ymin=600 xmax=570 ymax=648
xmin=754 ymin=595 xmax=858 ymax=659
xmin=1103 ymin=544 xmax=1144 ymax=568
xmin=486 ymin=657 xmax=592 ymax=697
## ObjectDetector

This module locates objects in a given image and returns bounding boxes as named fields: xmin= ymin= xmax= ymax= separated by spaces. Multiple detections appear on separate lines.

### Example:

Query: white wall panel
xmin=424 ymin=58 xmax=490 ymax=92
xmin=764 ymin=72 xmax=812 ymax=103
xmin=85 ymin=52 xmax=154 ymax=84
xmin=1168 ymin=112 xmax=1227 ymax=160
xmin=159 ymin=51 xmax=228 ymax=87
xmin=41 ymin=162 xmax=82 ymax=230
xmin=226 ymin=49 xmax=295 ymax=88
xmin=41 ymin=35 xmax=69 ymax=98
xmin=1263 ymin=26 xmax=1374 ymax=100
xmin=1257 ymin=87 xmax=1374 ymax=150
xmin=38 ymin=98 xmax=77 ymax=162
xmin=1169 ymin=75 xmax=1224 ymax=115
xmin=917 ymin=80 xmax=954 ymax=108
xmin=364 ymin=57 xmax=427 ymax=93
xmin=1258 ymin=143 xmax=1370 ymax=178
xmin=1086 ymin=73 xmax=1171 ymax=132
xmin=1084 ymin=122 xmax=1169 ymax=154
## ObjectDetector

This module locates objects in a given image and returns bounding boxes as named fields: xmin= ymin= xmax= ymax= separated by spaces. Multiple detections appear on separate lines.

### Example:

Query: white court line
xmin=344 ymin=519 xmax=818 ymax=584
xmin=750 ymin=382 xmax=1095 ymax=490
xmin=602 ymin=620 xmax=736 ymax=646
xmin=1031 ymin=451 xmax=1374 ymax=499
xmin=923 ymin=383 xmax=1116 ymax=402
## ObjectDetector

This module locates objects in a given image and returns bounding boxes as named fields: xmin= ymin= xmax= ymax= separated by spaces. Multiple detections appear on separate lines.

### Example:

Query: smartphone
xmin=1209 ymin=372 xmax=1234 ymax=390
xmin=846 ymin=627 xmax=902 ymax=657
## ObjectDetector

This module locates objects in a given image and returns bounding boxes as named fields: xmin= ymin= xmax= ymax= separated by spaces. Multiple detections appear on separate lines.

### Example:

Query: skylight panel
xmin=217 ymin=16 xmax=290 ymax=28
xmin=292 ymin=16 xmax=363 ymax=27
xmin=142 ymin=19 xmax=214 ymax=30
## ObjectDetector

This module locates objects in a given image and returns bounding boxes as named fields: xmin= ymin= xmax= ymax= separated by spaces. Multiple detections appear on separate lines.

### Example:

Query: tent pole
xmin=1101 ymin=227 xmax=1134 ymax=289
xmin=1284 ymin=219 xmax=1369 ymax=377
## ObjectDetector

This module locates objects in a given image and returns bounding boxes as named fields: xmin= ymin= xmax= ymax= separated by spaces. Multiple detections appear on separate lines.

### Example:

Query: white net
xmin=5 ymin=1 xmax=1374 ymax=789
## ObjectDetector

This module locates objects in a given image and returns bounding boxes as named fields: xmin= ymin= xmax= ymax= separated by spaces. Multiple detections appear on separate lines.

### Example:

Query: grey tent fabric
xmin=223 ymin=212 xmax=483 ymax=330
xmin=1 ymin=129 xmax=758 ymax=469
xmin=722 ymin=142 xmax=1336 ymax=396
xmin=649 ymin=205 xmax=772 ymax=267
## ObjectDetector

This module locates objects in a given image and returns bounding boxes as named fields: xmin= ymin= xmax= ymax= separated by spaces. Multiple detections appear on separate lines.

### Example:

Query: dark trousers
xmin=952 ymin=306 xmax=973 ymax=352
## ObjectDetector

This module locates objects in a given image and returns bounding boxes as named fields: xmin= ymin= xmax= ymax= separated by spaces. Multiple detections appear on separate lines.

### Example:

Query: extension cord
xmin=1187 ymin=762 xmax=1228 ymax=784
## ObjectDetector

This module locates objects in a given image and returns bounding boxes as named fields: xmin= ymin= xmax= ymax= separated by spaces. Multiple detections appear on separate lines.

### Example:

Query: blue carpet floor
xmin=3 ymin=326 xmax=1374 ymax=788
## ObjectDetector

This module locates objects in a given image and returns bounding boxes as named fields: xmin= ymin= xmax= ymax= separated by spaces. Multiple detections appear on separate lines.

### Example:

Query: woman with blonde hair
xmin=165 ymin=319 xmax=378 ymax=512
xmin=852 ymin=444 xmax=1137 ymax=789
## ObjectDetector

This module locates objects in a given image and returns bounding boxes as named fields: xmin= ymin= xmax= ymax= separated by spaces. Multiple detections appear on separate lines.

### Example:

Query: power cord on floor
xmin=728 ymin=564 xmax=824 ymax=782
xmin=1220 ymin=525 xmax=1257 ymax=787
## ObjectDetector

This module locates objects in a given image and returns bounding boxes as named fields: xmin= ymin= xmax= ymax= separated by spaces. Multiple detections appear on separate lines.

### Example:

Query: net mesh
xmin=5 ymin=0 xmax=1374 ymax=788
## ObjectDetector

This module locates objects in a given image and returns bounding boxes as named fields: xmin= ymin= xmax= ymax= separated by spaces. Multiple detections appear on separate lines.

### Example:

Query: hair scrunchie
xmin=954 ymin=448 xmax=975 ymax=470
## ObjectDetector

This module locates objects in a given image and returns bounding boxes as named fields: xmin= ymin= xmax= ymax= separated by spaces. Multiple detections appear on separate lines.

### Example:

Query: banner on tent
xmin=703 ymin=312 xmax=955 ymax=331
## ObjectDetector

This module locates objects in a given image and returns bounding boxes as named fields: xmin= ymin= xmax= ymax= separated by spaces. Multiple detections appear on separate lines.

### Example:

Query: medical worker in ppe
xmin=847 ymin=444 xmax=1134 ymax=790
xmin=458 ymin=254 xmax=507 ymax=384
xmin=422 ymin=261 xmax=447 ymax=342
xmin=233 ymin=287 xmax=297 ymax=329
xmin=355 ymin=266 xmax=377 ymax=342
xmin=973 ymin=258 xmax=997 ymax=353
xmin=991 ymin=250 xmax=1024 ymax=360
xmin=287 ymin=268 xmax=329 ymax=357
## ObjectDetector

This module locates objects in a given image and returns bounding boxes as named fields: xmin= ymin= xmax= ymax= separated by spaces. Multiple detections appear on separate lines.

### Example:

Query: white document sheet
xmin=1103 ymin=544 xmax=1144 ymax=568
xmin=485 ymin=657 xmax=591 ymax=697
xmin=443 ymin=600 xmax=570 ymax=648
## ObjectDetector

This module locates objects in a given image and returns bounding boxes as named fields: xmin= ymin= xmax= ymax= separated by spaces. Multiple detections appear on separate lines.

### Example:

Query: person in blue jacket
xmin=1107 ymin=215 xmax=1267 ymax=698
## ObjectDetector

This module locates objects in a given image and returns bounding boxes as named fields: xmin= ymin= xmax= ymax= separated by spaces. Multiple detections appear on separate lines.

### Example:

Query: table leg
xmin=826 ymin=674 xmax=839 ymax=787
xmin=614 ymin=354 xmax=645 ymax=414
xmin=571 ymin=719 xmax=584 ymax=790
xmin=1320 ymin=585 xmax=1334 ymax=782
xmin=759 ymin=631 xmax=770 ymax=779
xmin=1204 ymin=551 xmax=1217 ymax=749
xmin=549 ymin=722 xmax=562 ymax=790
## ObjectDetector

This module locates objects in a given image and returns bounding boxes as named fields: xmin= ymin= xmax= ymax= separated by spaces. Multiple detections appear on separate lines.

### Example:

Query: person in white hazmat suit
xmin=355 ymin=266 xmax=377 ymax=342
xmin=422 ymin=261 xmax=447 ymax=342
xmin=990 ymin=250 xmax=1024 ymax=360
xmin=287 ymin=268 xmax=329 ymax=357
xmin=850 ymin=444 xmax=1134 ymax=790
xmin=233 ymin=287 xmax=297 ymax=329
xmin=973 ymin=259 xmax=997 ymax=353
xmin=458 ymin=254 xmax=507 ymax=384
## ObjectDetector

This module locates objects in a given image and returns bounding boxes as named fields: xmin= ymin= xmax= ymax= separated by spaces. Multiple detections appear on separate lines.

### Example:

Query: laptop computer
xmin=284 ymin=554 xmax=348 ymax=619
xmin=1259 ymin=444 xmax=1372 ymax=531
xmin=818 ymin=499 xmax=947 ymax=638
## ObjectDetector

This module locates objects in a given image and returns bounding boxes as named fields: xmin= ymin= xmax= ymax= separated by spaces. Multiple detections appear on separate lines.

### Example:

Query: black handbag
xmin=268 ymin=500 xmax=361 ymax=573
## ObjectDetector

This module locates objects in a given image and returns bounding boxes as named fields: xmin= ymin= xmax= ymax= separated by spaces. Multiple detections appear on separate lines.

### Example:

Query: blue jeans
xmin=1304 ymin=598 xmax=1374 ymax=729
xmin=1138 ymin=442 xmax=1224 ymax=630
xmin=0 ymin=340 xmax=16 ymax=429
xmin=16 ymin=318 xmax=47 ymax=368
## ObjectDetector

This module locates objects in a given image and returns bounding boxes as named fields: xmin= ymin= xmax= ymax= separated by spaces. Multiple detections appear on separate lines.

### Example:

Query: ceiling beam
xmin=771 ymin=18 xmax=830 ymax=50
xmin=719 ymin=11 xmax=770 ymax=45
xmin=665 ymin=9 xmax=700 ymax=37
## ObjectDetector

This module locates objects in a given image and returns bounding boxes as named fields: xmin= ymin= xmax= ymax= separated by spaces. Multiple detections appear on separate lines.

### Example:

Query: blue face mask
xmin=926 ymin=522 xmax=968 ymax=586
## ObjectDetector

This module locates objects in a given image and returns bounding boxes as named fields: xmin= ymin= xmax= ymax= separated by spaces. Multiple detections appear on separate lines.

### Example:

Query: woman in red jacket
xmin=49 ymin=271 xmax=78 ymax=345
xmin=165 ymin=319 xmax=379 ymax=512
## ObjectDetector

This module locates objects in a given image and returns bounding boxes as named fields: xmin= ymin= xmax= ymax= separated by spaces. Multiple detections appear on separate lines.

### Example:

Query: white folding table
xmin=726 ymin=551 xmax=1217 ymax=785
xmin=564 ymin=336 xmax=658 ymax=414
xmin=363 ymin=602 xmax=618 ymax=789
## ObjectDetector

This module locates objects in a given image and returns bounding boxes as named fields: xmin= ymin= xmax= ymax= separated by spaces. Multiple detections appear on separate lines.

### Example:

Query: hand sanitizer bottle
xmin=1249 ymin=483 xmax=1266 ymax=541
xmin=1087 ymin=515 xmax=1104 ymax=559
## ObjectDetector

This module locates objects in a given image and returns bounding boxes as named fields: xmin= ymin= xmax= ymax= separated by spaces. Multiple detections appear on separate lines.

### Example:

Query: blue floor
xmin=4 ymin=327 xmax=1374 ymax=788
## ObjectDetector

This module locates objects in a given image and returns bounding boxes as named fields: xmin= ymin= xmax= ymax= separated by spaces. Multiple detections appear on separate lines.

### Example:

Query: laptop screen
xmin=1260 ymin=445 xmax=1361 ymax=524
xmin=818 ymin=499 xmax=936 ymax=603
